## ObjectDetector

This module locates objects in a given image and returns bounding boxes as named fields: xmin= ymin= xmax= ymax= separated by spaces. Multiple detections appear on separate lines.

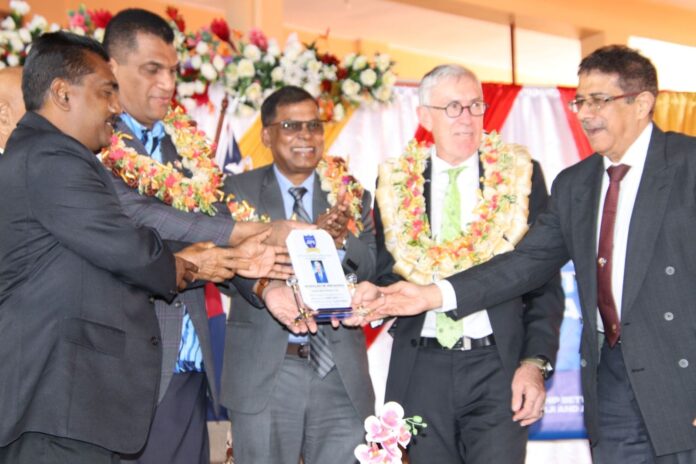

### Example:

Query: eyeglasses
xmin=266 ymin=119 xmax=325 ymax=134
xmin=423 ymin=100 xmax=488 ymax=118
xmin=568 ymin=92 xmax=642 ymax=114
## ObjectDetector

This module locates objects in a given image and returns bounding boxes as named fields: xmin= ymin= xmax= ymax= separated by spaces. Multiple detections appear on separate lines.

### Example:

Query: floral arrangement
xmin=0 ymin=2 xmax=397 ymax=121
xmin=220 ymin=29 xmax=396 ymax=121
xmin=316 ymin=155 xmax=364 ymax=234
xmin=99 ymin=107 xmax=225 ymax=215
xmin=166 ymin=8 xmax=236 ymax=112
xmin=67 ymin=4 xmax=112 ymax=41
xmin=354 ymin=402 xmax=426 ymax=464
xmin=375 ymin=132 xmax=533 ymax=284
xmin=226 ymin=154 xmax=365 ymax=234
xmin=0 ymin=1 xmax=55 ymax=67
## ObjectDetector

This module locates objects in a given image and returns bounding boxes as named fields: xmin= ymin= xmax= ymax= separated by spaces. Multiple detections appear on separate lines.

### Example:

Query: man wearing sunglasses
xmin=354 ymin=46 xmax=696 ymax=463
xmin=221 ymin=85 xmax=377 ymax=464
xmin=346 ymin=64 xmax=563 ymax=463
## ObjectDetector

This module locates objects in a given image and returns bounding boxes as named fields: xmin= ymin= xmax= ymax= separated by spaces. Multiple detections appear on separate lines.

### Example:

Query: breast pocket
xmin=61 ymin=317 xmax=126 ymax=358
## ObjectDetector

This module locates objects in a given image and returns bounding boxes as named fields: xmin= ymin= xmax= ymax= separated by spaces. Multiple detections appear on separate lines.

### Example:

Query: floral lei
xmin=99 ymin=106 xmax=224 ymax=216
xmin=375 ymin=132 xmax=533 ymax=285
xmin=227 ymin=155 xmax=365 ymax=235
xmin=99 ymin=107 xmax=364 ymax=232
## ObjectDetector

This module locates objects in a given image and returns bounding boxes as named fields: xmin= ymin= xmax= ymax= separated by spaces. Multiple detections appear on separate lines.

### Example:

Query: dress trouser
xmin=594 ymin=341 xmax=696 ymax=464
xmin=0 ymin=432 xmax=119 ymax=464
xmin=229 ymin=353 xmax=363 ymax=464
xmin=404 ymin=344 xmax=527 ymax=464
xmin=121 ymin=372 xmax=209 ymax=464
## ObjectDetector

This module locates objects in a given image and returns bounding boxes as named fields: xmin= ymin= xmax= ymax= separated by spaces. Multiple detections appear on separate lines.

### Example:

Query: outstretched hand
xmin=232 ymin=228 xmax=293 ymax=279
xmin=263 ymin=281 xmax=318 ymax=334
xmin=266 ymin=220 xmax=316 ymax=246
xmin=173 ymin=255 xmax=197 ymax=290
xmin=359 ymin=281 xmax=442 ymax=325
xmin=175 ymin=241 xmax=237 ymax=282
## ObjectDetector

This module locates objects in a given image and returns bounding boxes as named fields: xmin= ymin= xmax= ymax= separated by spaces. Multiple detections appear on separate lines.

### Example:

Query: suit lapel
xmin=260 ymin=167 xmax=288 ymax=221
xmin=621 ymin=127 xmax=675 ymax=316
xmin=424 ymin=159 xmax=432 ymax=222
xmin=116 ymin=117 xmax=179 ymax=166
xmin=160 ymin=135 xmax=179 ymax=165
xmin=115 ymin=119 xmax=145 ymax=154
xmin=571 ymin=154 xmax=604 ymax=332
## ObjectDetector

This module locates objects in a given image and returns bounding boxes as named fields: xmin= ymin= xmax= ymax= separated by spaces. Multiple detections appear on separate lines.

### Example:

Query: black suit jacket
xmin=445 ymin=126 xmax=696 ymax=455
xmin=375 ymin=157 xmax=564 ymax=404
xmin=0 ymin=112 xmax=178 ymax=453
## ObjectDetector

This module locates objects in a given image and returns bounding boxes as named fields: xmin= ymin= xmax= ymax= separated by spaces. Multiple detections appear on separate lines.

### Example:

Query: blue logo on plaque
xmin=303 ymin=234 xmax=317 ymax=249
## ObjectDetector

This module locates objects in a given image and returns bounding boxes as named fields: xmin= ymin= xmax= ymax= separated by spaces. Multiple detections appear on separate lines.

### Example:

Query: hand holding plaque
xmin=286 ymin=229 xmax=355 ymax=322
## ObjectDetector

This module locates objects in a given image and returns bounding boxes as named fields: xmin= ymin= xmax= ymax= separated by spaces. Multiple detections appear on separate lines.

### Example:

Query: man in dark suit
xmin=0 ymin=32 xmax=197 ymax=463
xmin=102 ymin=9 xmax=294 ymax=464
xmin=355 ymin=46 xmax=696 ymax=463
xmin=221 ymin=86 xmax=377 ymax=464
xmin=349 ymin=64 xmax=563 ymax=464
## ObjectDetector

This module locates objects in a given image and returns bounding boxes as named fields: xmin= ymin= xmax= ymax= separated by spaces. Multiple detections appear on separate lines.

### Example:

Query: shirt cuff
xmin=433 ymin=280 xmax=457 ymax=313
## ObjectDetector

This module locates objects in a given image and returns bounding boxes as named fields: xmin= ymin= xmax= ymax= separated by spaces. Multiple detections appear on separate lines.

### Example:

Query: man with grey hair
xmin=357 ymin=64 xmax=563 ymax=463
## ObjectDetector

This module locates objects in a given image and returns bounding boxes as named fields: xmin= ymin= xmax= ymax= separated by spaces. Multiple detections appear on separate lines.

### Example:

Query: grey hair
xmin=418 ymin=64 xmax=481 ymax=106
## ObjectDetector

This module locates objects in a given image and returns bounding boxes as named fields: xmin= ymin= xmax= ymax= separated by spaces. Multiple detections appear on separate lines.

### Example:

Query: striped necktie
xmin=288 ymin=186 xmax=335 ymax=377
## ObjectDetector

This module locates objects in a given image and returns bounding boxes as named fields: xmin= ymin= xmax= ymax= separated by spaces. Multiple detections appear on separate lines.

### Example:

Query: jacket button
xmin=175 ymin=301 xmax=183 ymax=308
xmin=665 ymin=266 xmax=675 ymax=275
xmin=580 ymin=358 xmax=587 ymax=367
xmin=148 ymin=296 xmax=155 ymax=304
xmin=410 ymin=339 xmax=418 ymax=347
xmin=150 ymin=336 xmax=160 ymax=346
xmin=664 ymin=312 xmax=674 ymax=321
xmin=679 ymin=359 xmax=689 ymax=368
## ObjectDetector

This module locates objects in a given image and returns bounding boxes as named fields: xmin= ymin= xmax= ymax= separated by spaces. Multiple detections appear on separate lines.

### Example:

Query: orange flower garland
xmin=100 ymin=108 xmax=364 ymax=229
xmin=99 ymin=107 xmax=224 ymax=215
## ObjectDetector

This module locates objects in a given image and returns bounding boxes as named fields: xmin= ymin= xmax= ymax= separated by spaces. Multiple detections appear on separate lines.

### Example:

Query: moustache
xmin=582 ymin=121 xmax=605 ymax=132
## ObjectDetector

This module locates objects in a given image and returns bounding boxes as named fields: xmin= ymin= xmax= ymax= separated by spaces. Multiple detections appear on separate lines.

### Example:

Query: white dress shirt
xmin=596 ymin=123 xmax=652 ymax=330
xmin=422 ymin=148 xmax=493 ymax=339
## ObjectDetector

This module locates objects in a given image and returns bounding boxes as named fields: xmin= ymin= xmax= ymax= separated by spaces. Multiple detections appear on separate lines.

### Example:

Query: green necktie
xmin=436 ymin=166 xmax=466 ymax=348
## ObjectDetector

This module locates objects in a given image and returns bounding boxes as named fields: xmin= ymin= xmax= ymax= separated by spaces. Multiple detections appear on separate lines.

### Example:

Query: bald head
xmin=0 ymin=67 xmax=25 ymax=150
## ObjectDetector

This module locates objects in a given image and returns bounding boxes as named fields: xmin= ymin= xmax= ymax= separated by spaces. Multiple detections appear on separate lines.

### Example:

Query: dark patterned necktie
xmin=140 ymin=129 xmax=161 ymax=156
xmin=288 ymin=186 xmax=335 ymax=377
xmin=597 ymin=164 xmax=630 ymax=347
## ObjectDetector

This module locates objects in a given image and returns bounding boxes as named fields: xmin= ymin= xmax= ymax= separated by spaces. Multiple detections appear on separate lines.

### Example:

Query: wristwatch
xmin=254 ymin=278 xmax=271 ymax=301
xmin=520 ymin=356 xmax=553 ymax=380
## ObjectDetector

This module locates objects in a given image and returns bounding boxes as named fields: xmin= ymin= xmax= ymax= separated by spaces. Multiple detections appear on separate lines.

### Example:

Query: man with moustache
xmin=0 ymin=66 xmax=24 ymax=153
xmin=103 ymin=9 xmax=297 ymax=464
xmin=0 ymin=31 xmax=198 ymax=463
xmin=355 ymin=46 xmax=696 ymax=463
xmin=346 ymin=64 xmax=563 ymax=464
xmin=222 ymin=85 xmax=377 ymax=464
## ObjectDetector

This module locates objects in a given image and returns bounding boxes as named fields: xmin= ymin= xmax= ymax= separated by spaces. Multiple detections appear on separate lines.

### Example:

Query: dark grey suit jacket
xmin=109 ymin=118 xmax=234 ymax=408
xmin=0 ymin=112 xmax=178 ymax=453
xmin=220 ymin=165 xmax=377 ymax=422
xmin=374 ymin=159 xmax=564 ymax=404
xmin=445 ymin=126 xmax=696 ymax=455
